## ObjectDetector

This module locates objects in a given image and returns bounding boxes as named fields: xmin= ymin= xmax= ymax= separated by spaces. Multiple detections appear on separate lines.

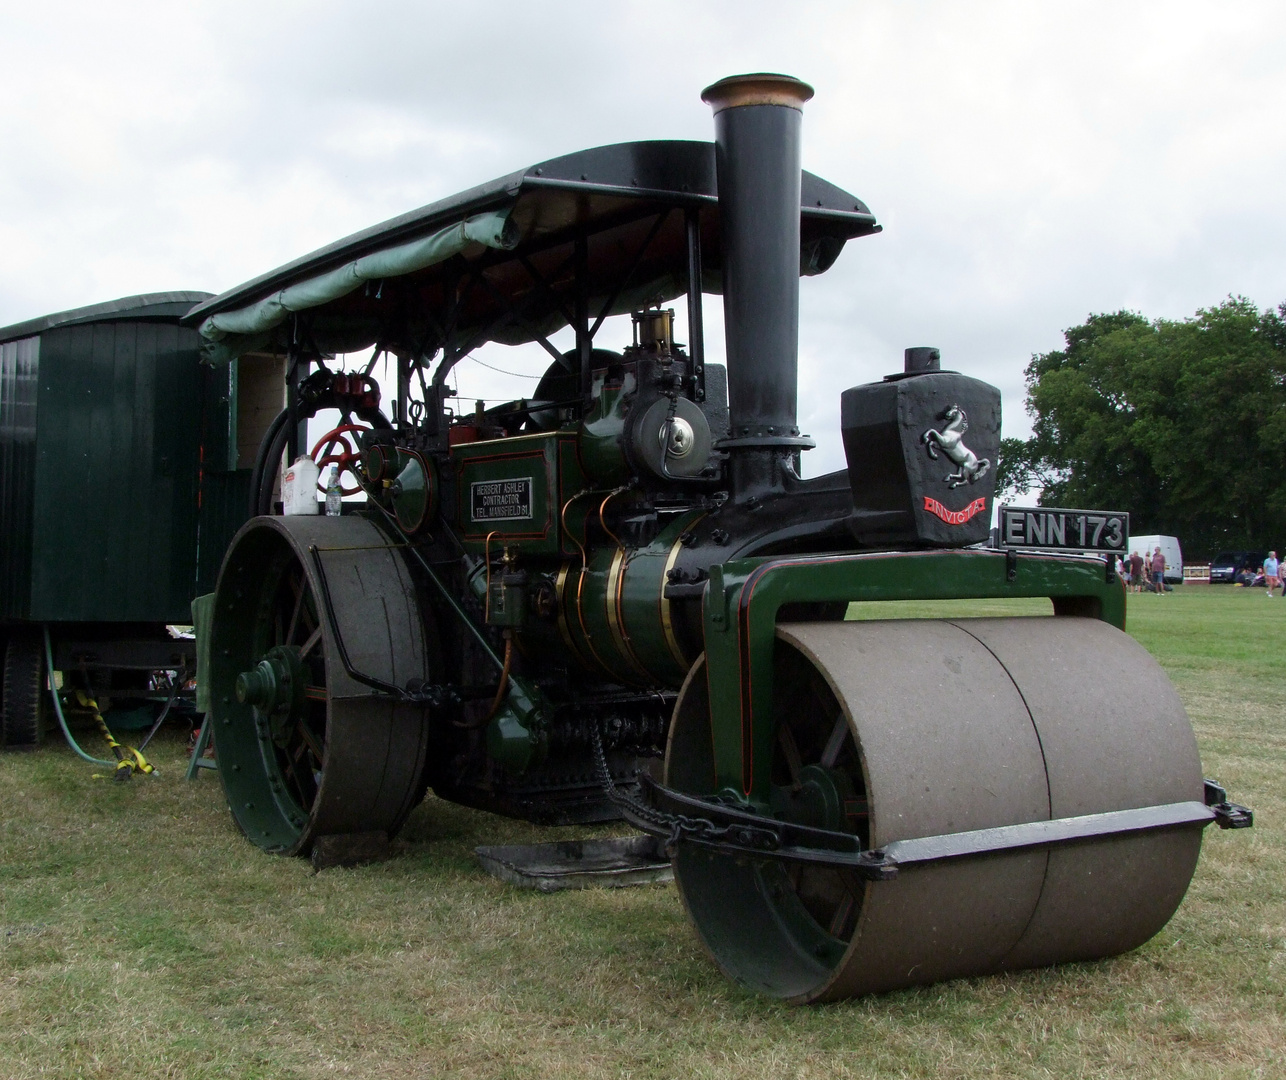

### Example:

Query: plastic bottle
xmin=325 ymin=465 xmax=343 ymax=517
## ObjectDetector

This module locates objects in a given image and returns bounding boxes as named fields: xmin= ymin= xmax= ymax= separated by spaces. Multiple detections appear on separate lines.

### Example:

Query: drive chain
xmin=589 ymin=723 xmax=781 ymax=853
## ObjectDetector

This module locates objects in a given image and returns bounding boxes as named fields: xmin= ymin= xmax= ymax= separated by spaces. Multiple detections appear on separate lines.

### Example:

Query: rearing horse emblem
xmin=922 ymin=405 xmax=990 ymax=489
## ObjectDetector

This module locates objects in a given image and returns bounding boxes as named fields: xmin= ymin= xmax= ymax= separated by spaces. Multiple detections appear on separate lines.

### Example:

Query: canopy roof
xmin=187 ymin=140 xmax=879 ymax=366
xmin=0 ymin=292 xmax=213 ymax=346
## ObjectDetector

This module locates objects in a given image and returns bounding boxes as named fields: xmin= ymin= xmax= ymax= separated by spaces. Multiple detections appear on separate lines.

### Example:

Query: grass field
xmin=1 ymin=587 xmax=1282 ymax=1079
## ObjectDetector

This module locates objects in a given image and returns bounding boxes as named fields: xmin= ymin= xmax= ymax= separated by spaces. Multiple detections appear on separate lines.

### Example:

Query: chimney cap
xmin=701 ymin=73 xmax=815 ymax=114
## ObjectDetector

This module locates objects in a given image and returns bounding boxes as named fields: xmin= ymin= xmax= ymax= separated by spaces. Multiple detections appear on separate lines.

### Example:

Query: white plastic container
xmin=281 ymin=455 xmax=320 ymax=515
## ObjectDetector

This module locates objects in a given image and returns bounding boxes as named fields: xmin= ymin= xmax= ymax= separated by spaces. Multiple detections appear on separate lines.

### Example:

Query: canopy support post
xmin=575 ymin=232 xmax=591 ymax=401
xmin=685 ymin=207 xmax=706 ymax=402
xmin=286 ymin=330 xmax=309 ymax=470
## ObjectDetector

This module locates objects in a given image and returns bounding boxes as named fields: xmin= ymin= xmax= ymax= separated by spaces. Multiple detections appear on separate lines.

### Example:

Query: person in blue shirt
xmin=1264 ymin=551 xmax=1279 ymax=597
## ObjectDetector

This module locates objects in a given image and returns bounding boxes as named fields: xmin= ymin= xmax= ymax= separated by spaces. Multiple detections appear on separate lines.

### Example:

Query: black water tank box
xmin=841 ymin=372 xmax=1001 ymax=546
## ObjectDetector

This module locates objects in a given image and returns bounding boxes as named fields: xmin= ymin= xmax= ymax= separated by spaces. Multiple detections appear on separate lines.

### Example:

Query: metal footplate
xmin=475 ymin=836 xmax=674 ymax=892
xmin=622 ymin=774 xmax=1253 ymax=879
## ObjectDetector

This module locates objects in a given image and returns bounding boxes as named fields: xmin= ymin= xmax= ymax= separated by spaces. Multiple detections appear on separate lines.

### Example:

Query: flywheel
xmin=209 ymin=515 xmax=433 ymax=855
xmin=666 ymin=616 xmax=1204 ymax=1002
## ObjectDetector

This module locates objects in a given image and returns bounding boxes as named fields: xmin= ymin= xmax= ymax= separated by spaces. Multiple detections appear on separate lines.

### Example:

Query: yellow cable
xmin=74 ymin=690 xmax=156 ymax=780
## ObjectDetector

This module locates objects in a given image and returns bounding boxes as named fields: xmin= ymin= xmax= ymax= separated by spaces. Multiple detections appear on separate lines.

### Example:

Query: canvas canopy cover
xmin=186 ymin=140 xmax=878 ymax=367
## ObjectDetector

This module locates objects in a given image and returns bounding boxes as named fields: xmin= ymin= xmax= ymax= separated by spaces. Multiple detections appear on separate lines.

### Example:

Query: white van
xmin=1128 ymin=534 xmax=1183 ymax=585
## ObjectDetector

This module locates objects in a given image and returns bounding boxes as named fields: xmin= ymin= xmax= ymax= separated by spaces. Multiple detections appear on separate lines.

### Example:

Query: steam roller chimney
xmin=702 ymin=73 xmax=815 ymax=494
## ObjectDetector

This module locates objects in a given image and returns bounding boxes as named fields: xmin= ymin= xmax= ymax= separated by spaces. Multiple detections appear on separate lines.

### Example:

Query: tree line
xmin=997 ymin=297 xmax=1286 ymax=559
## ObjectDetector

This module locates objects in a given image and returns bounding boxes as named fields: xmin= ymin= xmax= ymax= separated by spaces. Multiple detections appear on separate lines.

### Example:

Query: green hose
xmin=42 ymin=626 xmax=115 ymax=767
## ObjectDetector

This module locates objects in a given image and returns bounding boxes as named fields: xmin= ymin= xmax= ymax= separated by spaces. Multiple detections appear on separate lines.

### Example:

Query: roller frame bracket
xmin=1204 ymin=778 xmax=1254 ymax=828
xmin=879 ymin=800 xmax=1218 ymax=865
xmin=1210 ymin=802 xmax=1254 ymax=829
xmin=636 ymin=775 xmax=1233 ymax=877
xmin=699 ymin=549 xmax=1128 ymax=800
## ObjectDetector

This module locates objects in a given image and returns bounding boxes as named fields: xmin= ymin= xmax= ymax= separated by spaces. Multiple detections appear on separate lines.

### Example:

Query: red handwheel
xmin=310 ymin=423 xmax=369 ymax=496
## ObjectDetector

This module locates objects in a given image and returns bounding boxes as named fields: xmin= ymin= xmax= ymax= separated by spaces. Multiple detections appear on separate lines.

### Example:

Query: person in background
xmin=1130 ymin=550 xmax=1145 ymax=594
xmin=1151 ymin=546 xmax=1167 ymax=594
xmin=1265 ymin=551 xmax=1280 ymax=598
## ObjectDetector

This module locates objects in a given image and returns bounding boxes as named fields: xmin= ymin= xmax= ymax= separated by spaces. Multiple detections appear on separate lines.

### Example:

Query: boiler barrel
xmin=667 ymin=617 xmax=1205 ymax=1001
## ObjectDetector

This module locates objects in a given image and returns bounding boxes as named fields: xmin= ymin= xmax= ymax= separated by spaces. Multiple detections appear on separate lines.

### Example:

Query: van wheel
xmin=1 ymin=631 xmax=48 ymax=751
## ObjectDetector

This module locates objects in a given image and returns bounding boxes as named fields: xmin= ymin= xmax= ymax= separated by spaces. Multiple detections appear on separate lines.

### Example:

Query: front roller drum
xmin=209 ymin=514 xmax=433 ymax=855
xmin=666 ymin=616 xmax=1204 ymax=1002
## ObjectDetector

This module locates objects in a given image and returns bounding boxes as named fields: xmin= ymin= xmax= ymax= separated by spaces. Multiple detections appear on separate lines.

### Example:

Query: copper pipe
xmin=453 ymin=633 xmax=513 ymax=730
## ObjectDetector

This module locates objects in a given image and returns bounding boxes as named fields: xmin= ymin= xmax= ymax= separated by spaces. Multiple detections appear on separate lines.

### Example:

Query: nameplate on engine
xmin=471 ymin=478 xmax=534 ymax=522
xmin=999 ymin=505 xmax=1129 ymax=553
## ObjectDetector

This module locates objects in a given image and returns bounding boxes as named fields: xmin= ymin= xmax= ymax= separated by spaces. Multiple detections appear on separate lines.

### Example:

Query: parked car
xmin=1210 ymin=551 xmax=1265 ymax=584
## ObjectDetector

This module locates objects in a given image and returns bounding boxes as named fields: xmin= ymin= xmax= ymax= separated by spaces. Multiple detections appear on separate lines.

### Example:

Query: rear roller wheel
xmin=666 ymin=617 xmax=1204 ymax=1002
xmin=209 ymin=514 xmax=433 ymax=854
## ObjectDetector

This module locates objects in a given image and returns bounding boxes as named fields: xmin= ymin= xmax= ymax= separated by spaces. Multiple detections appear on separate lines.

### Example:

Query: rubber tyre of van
xmin=1 ymin=630 xmax=47 ymax=751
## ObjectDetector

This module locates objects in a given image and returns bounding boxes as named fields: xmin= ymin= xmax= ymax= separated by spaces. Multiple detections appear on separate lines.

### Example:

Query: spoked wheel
xmin=665 ymin=640 xmax=869 ymax=1001
xmin=209 ymin=514 xmax=434 ymax=854
xmin=666 ymin=618 xmax=1205 ymax=1002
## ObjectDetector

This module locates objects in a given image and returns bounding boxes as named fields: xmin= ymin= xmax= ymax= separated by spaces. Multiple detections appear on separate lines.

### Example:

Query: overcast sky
xmin=3 ymin=0 xmax=1284 ymax=476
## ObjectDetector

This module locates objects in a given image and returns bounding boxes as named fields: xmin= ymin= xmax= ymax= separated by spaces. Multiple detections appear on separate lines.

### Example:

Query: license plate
xmin=999 ymin=505 xmax=1129 ymax=553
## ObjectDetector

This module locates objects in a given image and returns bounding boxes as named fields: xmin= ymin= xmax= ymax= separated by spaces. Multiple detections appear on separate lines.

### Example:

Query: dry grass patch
xmin=1 ymin=585 xmax=1282 ymax=1078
